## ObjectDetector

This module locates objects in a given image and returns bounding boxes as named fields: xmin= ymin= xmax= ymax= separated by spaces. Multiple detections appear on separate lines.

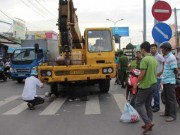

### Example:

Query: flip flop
xmin=166 ymin=117 xmax=176 ymax=122
xmin=160 ymin=112 xmax=169 ymax=117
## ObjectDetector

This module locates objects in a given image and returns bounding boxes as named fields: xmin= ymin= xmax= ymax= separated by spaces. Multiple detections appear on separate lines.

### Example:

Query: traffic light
xmin=114 ymin=35 xmax=120 ymax=43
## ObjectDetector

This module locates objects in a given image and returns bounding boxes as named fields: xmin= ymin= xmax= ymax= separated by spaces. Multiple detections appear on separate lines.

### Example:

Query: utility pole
xmin=143 ymin=0 xmax=146 ymax=42
xmin=174 ymin=8 xmax=179 ymax=47
xmin=154 ymin=0 xmax=159 ymax=44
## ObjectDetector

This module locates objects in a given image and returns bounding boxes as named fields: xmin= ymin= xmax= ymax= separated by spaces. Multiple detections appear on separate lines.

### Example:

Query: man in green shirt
xmin=118 ymin=50 xmax=128 ymax=88
xmin=133 ymin=41 xmax=157 ymax=134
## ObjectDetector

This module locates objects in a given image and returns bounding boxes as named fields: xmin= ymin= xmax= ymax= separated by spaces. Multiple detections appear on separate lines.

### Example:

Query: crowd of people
xmin=21 ymin=40 xmax=179 ymax=134
xmin=115 ymin=41 xmax=179 ymax=134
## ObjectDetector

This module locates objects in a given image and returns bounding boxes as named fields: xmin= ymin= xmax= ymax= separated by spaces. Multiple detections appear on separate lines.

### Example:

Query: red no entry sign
xmin=152 ymin=1 xmax=172 ymax=21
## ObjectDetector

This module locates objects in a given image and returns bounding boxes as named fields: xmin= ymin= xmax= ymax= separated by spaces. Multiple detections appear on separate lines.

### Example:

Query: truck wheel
xmin=17 ymin=79 xmax=23 ymax=83
xmin=50 ymin=83 xmax=59 ymax=97
xmin=3 ymin=76 xmax=7 ymax=82
xmin=99 ymin=79 xmax=110 ymax=93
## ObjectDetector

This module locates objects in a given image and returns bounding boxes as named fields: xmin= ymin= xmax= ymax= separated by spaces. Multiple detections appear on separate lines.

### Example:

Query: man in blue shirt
xmin=160 ymin=42 xmax=178 ymax=122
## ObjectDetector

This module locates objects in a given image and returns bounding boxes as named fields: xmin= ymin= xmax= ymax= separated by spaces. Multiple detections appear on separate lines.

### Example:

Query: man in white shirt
xmin=22 ymin=70 xmax=44 ymax=110
xmin=175 ymin=46 xmax=180 ymax=68
xmin=150 ymin=44 xmax=165 ymax=112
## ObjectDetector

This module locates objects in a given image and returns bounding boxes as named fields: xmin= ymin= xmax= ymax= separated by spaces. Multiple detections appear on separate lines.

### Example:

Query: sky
xmin=0 ymin=0 xmax=180 ymax=49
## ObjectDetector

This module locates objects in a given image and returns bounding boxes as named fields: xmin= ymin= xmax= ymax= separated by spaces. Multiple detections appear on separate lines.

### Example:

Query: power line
xmin=34 ymin=0 xmax=57 ymax=17
xmin=0 ymin=9 xmax=14 ymax=21
xmin=20 ymin=0 xmax=47 ymax=18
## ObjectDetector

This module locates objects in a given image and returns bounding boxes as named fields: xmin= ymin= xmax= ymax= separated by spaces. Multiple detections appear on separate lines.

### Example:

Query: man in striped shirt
xmin=160 ymin=42 xmax=178 ymax=122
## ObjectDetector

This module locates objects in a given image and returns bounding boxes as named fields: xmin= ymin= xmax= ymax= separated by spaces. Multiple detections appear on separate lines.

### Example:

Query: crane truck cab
xmin=38 ymin=0 xmax=116 ymax=94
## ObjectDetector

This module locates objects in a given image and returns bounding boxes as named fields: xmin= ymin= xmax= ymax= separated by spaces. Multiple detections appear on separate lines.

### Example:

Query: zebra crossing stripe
xmin=0 ymin=95 xmax=20 ymax=107
xmin=85 ymin=95 xmax=100 ymax=115
xmin=3 ymin=102 xmax=28 ymax=115
xmin=40 ymin=98 xmax=66 ymax=115
xmin=113 ymin=94 xmax=126 ymax=112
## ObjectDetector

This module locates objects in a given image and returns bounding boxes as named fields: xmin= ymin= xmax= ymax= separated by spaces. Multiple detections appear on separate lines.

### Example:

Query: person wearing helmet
xmin=160 ymin=42 xmax=178 ymax=122
xmin=22 ymin=70 xmax=44 ymax=110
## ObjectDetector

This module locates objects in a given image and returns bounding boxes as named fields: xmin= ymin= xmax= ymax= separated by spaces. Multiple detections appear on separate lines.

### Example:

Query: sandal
xmin=166 ymin=117 xmax=176 ymax=122
xmin=160 ymin=112 xmax=169 ymax=117
xmin=141 ymin=125 xmax=152 ymax=131
xmin=27 ymin=103 xmax=35 ymax=110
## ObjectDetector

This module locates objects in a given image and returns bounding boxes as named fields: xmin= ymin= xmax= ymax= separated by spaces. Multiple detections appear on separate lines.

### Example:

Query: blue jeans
xmin=153 ymin=78 xmax=161 ymax=109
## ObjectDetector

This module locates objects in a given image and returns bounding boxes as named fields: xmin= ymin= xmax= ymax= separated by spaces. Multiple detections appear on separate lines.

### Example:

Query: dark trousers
xmin=163 ymin=83 xmax=177 ymax=119
xmin=153 ymin=78 xmax=161 ymax=109
xmin=24 ymin=97 xmax=44 ymax=107
xmin=135 ymin=84 xmax=156 ymax=125
xmin=119 ymin=68 xmax=127 ymax=87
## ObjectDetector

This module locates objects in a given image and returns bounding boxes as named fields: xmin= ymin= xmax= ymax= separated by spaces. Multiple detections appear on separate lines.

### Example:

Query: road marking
xmin=155 ymin=26 xmax=169 ymax=39
xmin=154 ymin=9 xmax=170 ymax=13
xmin=40 ymin=98 xmax=66 ymax=115
xmin=0 ymin=95 xmax=20 ymax=107
xmin=113 ymin=94 xmax=126 ymax=112
xmin=85 ymin=95 xmax=100 ymax=115
xmin=3 ymin=102 xmax=27 ymax=115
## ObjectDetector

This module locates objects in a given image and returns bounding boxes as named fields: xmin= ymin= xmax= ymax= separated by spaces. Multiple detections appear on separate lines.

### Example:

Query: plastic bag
xmin=120 ymin=102 xmax=140 ymax=123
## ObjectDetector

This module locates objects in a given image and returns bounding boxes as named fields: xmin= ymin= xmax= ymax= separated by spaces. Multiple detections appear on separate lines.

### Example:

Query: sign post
xmin=152 ymin=1 xmax=172 ymax=44
xmin=152 ymin=1 xmax=172 ymax=21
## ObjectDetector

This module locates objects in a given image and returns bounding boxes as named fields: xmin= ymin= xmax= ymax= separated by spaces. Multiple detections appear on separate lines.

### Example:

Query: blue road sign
xmin=112 ymin=27 xmax=129 ymax=37
xmin=152 ymin=22 xmax=172 ymax=44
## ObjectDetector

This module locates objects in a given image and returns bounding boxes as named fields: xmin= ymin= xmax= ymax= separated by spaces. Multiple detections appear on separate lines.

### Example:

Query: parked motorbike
xmin=0 ymin=65 xmax=7 ymax=81
xmin=126 ymin=69 xmax=140 ymax=107
xmin=4 ymin=65 xmax=11 ymax=79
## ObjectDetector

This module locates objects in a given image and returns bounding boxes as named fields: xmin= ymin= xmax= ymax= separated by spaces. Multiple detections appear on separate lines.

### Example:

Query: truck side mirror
xmin=35 ymin=43 xmax=39 ymax=53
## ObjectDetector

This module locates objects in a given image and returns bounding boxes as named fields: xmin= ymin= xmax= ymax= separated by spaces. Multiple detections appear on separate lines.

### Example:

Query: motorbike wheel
xmin=3 ymin=75 xmax=7 ymax=82
xmin=129 ymin=93 xmax=136 ymax=107
xmin=17 ymin=79 xmax=23 ymax=83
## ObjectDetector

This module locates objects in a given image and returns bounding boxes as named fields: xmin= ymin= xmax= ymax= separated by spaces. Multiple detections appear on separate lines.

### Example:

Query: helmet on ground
xmin=160 ymin=42 xmax=172 ymax=51
xmin=31 ymin=70 xmax=38 ymax=76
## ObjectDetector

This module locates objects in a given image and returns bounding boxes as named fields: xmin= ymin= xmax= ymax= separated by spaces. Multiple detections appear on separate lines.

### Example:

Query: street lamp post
xmin=106 ymin=18 xmax=124 ymax=49
xmin=174 ymin=8 xmax=180 ymax=47
xmin=106 ymin=18 xmax=124 ymax=27
xmin=143 ymin=0 xmax=146 ymax=42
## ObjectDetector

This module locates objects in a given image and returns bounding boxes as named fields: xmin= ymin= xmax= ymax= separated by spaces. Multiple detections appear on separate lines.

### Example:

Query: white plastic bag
xmin=120 ymin=102 xmax=140 ymax=123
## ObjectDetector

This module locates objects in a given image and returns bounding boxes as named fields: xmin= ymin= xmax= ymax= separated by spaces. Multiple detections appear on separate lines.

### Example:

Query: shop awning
xmin=1 ymin=43 xmax=21 ymax=53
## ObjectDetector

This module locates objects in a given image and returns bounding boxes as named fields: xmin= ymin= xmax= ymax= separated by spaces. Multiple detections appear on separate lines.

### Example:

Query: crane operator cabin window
xmin=87 ymin=30 xmax=112 ymax=52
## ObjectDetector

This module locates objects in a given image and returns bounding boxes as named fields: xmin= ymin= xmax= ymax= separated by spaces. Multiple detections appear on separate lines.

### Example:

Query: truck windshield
xmin=87 ymin=30 xmax=112 ymax=52
xmin=12 ymin=49 xmax=35 ymax=61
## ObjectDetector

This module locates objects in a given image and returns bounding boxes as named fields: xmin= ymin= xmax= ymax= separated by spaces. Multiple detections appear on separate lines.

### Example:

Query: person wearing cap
xmin=22 ymin=70 xmax=44 ymax=110
xmin=175 ymin=46 xmax=180 ymax=68
xmin=160 ymin=41 xmax=178 ymax=122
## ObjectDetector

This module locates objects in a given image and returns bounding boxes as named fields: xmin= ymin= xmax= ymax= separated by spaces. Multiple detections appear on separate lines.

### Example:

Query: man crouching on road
xmin=22 ymin=70 xmax=44 ymax=110
xmin=133 ymin=41 xmax=158 ymax=134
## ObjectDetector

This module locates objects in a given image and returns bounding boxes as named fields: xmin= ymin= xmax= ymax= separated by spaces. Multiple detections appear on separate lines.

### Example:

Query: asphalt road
xmin=0 ymin=79 xmax=180 ymax=135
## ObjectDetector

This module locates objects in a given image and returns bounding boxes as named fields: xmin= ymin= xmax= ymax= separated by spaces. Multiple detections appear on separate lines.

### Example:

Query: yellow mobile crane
xmin=38 ymin=0 xmax=116 ymax=94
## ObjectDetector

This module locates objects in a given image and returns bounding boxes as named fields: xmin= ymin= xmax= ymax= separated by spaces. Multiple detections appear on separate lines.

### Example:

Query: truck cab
xmin=11 ymin=47 xmax=44 ymax=83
